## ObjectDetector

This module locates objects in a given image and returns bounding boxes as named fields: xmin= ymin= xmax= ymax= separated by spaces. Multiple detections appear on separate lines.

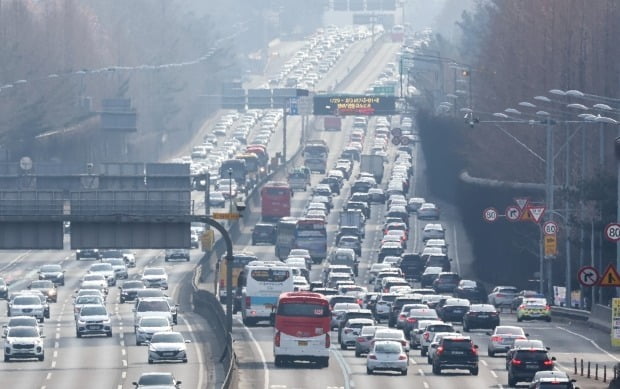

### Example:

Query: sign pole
xmin=283 ymin=103 xmax=287 ymax=164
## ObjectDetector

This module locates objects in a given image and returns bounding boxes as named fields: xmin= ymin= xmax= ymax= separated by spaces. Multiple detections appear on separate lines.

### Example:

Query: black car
xmin=251 ymin=223 xmax=277 ymax=245
xmin=399 ymin=253 xmax=424 ymax=281
xmin=432 ymin=272 xmax=461 ymax=293
xmin=368 ymin=189 xmax=386 ymax=204
xmin=0 ymin=277 xmax=7 ymax=299
xmin=507 ymin=348 xmax=555 ymax=387
xmin=38 ymin=264 xmax=65 ymax=286
xmin=455 ymin=280 xmax=488 ymax=303
xmin=76 ymin=248 xmax=100 ymax=260
xmin=431 ymin=335 xmax=479 ymax=375
xmin=345 ymin=201 xmax=370 ymax=219
xmin=438 ymin=298 xmax=471 ymax=322
xmin=119 ymin=280 xmax=147 ymax=303
xmin=504 ymin=339 xmax=548 ymax=370
xmin=351 ymin=180 xmax=372 ymax=194
xmin=320 ymin=177 xmax=341 ymax=195
xmin=462 ymin=304 xmax=499 ymax=331
xmin=350 ymin=192 xmax=370 ymax=206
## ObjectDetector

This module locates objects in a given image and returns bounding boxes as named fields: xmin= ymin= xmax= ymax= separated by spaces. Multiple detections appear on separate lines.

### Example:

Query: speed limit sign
xmin=483 ymin=207 xmax=498 ymax=223
xmin=605 ymin=223 xmax=620 ymax=242
xmin=543 ymin=221 xmax=558 ymax=236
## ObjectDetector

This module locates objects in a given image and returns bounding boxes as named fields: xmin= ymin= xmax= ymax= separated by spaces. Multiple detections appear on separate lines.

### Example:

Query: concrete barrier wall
xmin=588 ymin=304 xmax=612 ymax=332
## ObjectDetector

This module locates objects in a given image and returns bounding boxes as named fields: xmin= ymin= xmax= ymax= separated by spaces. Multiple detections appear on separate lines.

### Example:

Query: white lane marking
xmin=122 ymin=371 xmax=126 ymax=379
xmin=480 ymin=359 xmax=488 ymax=366
xmin=46 ymin=372 xmax=52 ymax=380
xmin=121 ymin=349 xmax=126 ymax=356
xmin=556 ymin=326 xmax=620 ymax=362
xmin=51 ymin=361 xmax=56 ymax=368
xmin=490 ymin=370 xmax=498 ymax=378
xmin=423 ymin=383 xmax=429 ymax=389
xmin=452 ymin=226 xmax=461 ymax=275
xmin=0 ymin=250 xmax=32 ymax=272
xmin=180 ymin=316 xmax=206 ymax=389
xmin=55 ymin=333 xmax=60 ymax=339
xmin=120 ymin=340 xmax=125 ymax=347
xmin=330 ymin=348 xmax=352 ymax=389
xmin=418 ymin=368 xmax=425 ymax=376
xmin=54 ymin=342 xmax=59 ymax=348
xmin=117 ymin=386 xmax=122 ymax=389
xmin=53 ymin=350 xmax=58 ymax=358
xmin=237 ymin=318 xmax=270 ymax=389
xmin=122 ymin=359 xmax=127 ymax=367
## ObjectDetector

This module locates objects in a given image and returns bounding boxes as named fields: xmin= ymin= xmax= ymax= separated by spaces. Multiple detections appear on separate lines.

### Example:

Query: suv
xmin=388 ymin=294 xmax=423 ymax=328
xmin=419 ymin=322 xmax=455 ymax=356
xmin=425 ymin=254 xmax=451 ymax=272
xmin=507 ymin=348 xmax=555 ymax=387
xmin=431 ymin=335 xmax=479 ymax=375
xmin=251 ymin=223 xmax=277 ymax=245
xmin=75 ymin=304 xmax=112 ymax=337
xmin=399 ymin=253 xmax=424 ymax=281
xmin=432 ymin=272 xmax=461 ymax=293
xmin=374 ymin=293 xmax=400 ymax=322
xmin=164 ymin=249 xmax=190 ymax=262
xmin=4 ymin=326 xmax=45 ymax=361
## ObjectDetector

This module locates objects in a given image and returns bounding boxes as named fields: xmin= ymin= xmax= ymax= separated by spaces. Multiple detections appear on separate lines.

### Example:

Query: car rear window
xmin=538 ymin=384 xmax=571 ymax=389
xmin=440 ymin=274 xmax=460 ymax=281
xmin=428 ymin=324 xmax=453 ymax=332
xmin=443 ymin=338 xmax=473 ymax=350
xmin=515 ymin=350 xmax=550 ymax=361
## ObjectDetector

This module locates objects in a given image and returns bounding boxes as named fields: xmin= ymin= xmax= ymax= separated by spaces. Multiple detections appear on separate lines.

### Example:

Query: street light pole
xmin=545 ymin=117 xmax=555 ymax=299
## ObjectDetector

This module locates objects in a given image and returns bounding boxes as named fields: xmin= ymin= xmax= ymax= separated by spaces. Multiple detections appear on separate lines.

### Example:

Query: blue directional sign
xmin=287 ymin=97 xmax=298 ymax=115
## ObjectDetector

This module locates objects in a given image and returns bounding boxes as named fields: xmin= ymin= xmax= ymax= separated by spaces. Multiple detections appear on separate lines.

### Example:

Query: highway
xmin=0 ymin=27 xmax=615 ymax=389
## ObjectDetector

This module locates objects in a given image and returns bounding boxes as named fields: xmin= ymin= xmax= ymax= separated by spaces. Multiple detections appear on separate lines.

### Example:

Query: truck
xmin=339 ymin=209 xmax=364 ymax=231
xmin=360 ymin=154 xmax=385 ymax=184
xmin=324 ymin=116 xmax=342 ymax=131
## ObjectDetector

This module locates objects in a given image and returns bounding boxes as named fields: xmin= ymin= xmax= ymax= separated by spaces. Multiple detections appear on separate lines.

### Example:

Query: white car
xmin=80 ymin=274 xmax=108 ymax=291
xmin=366 ymin=340 xmax=408 ymax=375
xmin=4 ymin=326 xmax=45 ymax=361
xmin=135 ymin=316 xmax=173 ymax=346
xmin=422 ymin=224 xmax=445 ymax=242
xmin=147 ymin=331 xmax=190 ymax=364
xmin=293 ymin=276 xmax=310 ymax=291
xmin=340 ymin=318 xmax=375 ymax=349
xmin=122 ymin=251 xmax=137 ymax=267
xmin=75 ymin=304 xmax=112 ymax=338
xmin=417 ymin=202 xmax=440 ymax=220
xmin=488 ymin=286 xmax=519 ymax=307
xmin=102 ymin=258 xmax=129 ymax=279
xmin=2 ymin=316 xmax=42 ymax=337
xmin=73 ymin=295 xmax=105 ymax=319
xmin=142 ymin=267 xmax=169 ymax=289
xmin=134 ymin=298 xmax=175 ymax=329
xmin=373 ymin=328 xmax=410 ymax=352
xmin=88 ymin=263 xmax=117 ymax=286
xmin=8 ymin=295 xmax=45 ymax=322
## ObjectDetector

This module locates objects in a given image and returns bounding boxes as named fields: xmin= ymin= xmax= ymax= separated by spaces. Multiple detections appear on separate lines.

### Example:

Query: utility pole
xmin=545 ymin=118 xmax=555 ymax=299
xmin=282 ymin=104 xmax=288 ymax=164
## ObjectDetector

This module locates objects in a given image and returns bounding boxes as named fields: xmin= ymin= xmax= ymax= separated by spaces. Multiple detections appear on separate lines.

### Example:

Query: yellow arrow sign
xmin=211 ymin=212 xmax=240 ymax=220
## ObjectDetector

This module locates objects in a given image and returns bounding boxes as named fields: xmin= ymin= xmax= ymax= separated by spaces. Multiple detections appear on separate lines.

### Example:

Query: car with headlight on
xmin=366 ymin=340 xmax=408 ymax=375
xmin=88 ymin=263 xmax=117 ymax=286
xmin=135 ymin=316 xmax=173 ymax=346
xmin=75 ymin=304 xmax=112 ymax=338
xmin=119 ymin=280 xmax=147 ymax=303
xmin=516 ymin=298 xmax=551 ymax=322
xmin=76 ymin=248 xmax=100 ymax=260
xmin=2 ymin=316 xmax=42 ymax=337
xmin=73 ymin=295 xmax=105 ymax=319
xmin=8 ymin=294 xmax=46 ymax=322
xmin=141 ymin=267 xmax=169 ymax=290
xmin=147 ymin=331 xmax=190 ymax=364
xmin=28 ymin=280 xmax=58 ymax=303
xmin=3 ymin=325 xmax=45 ymax=361
xmin=37 ymin=264 xmax=65 ymax=286
xmin=164 ymin=249 xmax=190 ymax=262
xmin=132 ymin=372 xmax=182 ymax=388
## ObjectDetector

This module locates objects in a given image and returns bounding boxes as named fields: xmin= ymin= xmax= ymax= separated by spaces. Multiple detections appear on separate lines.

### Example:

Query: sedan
xmin=135 ymin=316 xmax=174 ymax=346
xmin=462 ymin=304 xmax=500 ymax=331
xmin=148 ymin=331 xmax=190 ymax=363
xmin=422 ymin=223 xmax=446 ymax=242
xmin=355 ymin=325 xmax=378 ymax=357
xmin=133 ymin=372 xmax=182 ymax=388
xmin=487 ymin=326 xmax=528 ymax=357
xmin=366 ymin=340 xmax=408 ymax=375
xmin=417 ymin=203 xmax=440 ymax=220
xmin=340 ymin=318 xmax=375 ymax=350
xmin=38 ymin=264 xmax=65 ymax=286
xmin=29 ymin=280 xmax=58 ymax=303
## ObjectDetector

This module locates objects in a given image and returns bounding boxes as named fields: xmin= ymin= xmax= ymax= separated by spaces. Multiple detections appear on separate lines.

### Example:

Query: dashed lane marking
xmin=423 ymin=382 xmax=429 ymax=389
xmin=237 ymin=318 xmax=270 ymax=389
xmin=490 ymin=370 xmax=498 ymax=378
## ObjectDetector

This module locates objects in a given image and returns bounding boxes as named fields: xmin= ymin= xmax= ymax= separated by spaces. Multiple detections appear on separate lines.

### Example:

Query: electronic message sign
xmin=313 ymin=95 xmax=396 ymax=116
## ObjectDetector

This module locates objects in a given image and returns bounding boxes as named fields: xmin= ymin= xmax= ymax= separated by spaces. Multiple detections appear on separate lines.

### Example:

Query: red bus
xmin=391 ymin=25 xmax=404 ymax=42
xmin=261 ymin=181 xmax=292 ymax=222
xmin=273 ymin=291 xmax=331 ymax=367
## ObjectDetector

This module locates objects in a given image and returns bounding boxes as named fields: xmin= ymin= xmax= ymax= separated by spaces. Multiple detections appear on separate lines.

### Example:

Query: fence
xmin=573 ymin=358 xmax=620 ymax=385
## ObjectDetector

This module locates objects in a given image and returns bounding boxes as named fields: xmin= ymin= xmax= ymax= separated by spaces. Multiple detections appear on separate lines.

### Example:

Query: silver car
xmin=488 ymin=286 xmax=518 ymax=307
xmin=366 ymin=340 xmax=408 ymax=375
xmin=487 ymin=325 xmax=528 ymax=357
xmin=340 ymin=318 xmax=375 ymax=350
xmin=410 ymin=319 xmax=443 ymax=350
xmin=147 ymin=331 xmax=190 ymax=363
xmin=2 ymin=316 xmax=42 ymax=337
xmin=355 ymin=325 xmax=379 ymax=357
xmin=135 ymin=316 xmax=173 ymax=346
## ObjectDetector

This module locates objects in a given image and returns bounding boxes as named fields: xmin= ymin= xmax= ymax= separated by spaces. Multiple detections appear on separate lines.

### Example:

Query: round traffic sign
xmin=391 ymin=127 xmax=402 ymax=137
xmin=400 ymin=136 xmax=411 ymax=145
xmin=543 ymin=221 xmax=559 ymax=236
xmin=483 ymin=207 xmax=498 ymax=223
xmin=605 ymin=223 xmax=620 ymax=242
xmin=505 ymin=206 xmax=520 ymax=222
xmin=391 ymin=136 xmax=401 ymax=146
xmin=577 ymin=266 xmax=600 ymax=287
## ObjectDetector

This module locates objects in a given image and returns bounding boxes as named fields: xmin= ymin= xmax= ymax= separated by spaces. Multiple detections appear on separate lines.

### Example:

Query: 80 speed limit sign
xmin=483 ymin=207 xmax=498 ymax=223
xmin=605 ymin=223 xmax=620 ymax=242
xmin=543 ymin=221 xmax=558 ymax=236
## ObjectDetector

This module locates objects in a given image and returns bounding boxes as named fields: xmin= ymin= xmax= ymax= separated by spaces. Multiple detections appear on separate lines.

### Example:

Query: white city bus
xmin=241 ymin=261 xmax=294 ymax=326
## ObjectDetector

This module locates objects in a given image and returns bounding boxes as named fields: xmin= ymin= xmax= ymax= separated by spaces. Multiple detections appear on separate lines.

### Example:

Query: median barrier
xmin=551 ymin=306 xmax=591 ymax=321
xmin=588 ymin=304 xmax=612 ymax=332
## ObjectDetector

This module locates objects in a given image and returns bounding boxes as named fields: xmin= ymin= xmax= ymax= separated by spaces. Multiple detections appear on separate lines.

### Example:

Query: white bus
xmin=241 ymin=261 xmax=294 ymax=326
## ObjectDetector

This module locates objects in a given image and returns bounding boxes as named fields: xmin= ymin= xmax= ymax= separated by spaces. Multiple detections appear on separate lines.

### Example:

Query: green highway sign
xmin=373 ymin=85 xmax=395 ymax=95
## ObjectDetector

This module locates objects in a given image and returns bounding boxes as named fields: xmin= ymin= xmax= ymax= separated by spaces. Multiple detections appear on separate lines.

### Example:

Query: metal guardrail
xmin=551 ymin=306 xmax=591 ymax=321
